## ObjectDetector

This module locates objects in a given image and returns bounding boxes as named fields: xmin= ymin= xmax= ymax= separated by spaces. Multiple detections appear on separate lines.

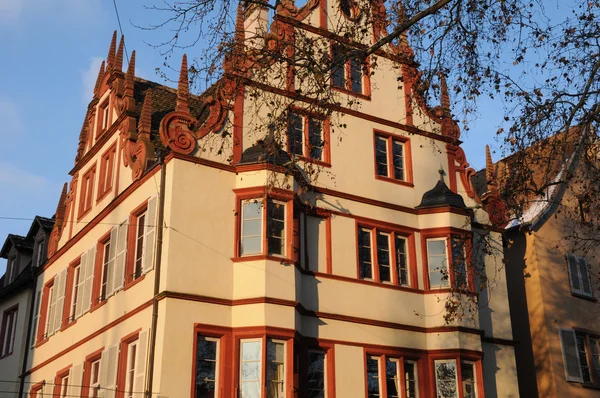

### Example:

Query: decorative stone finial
xmin=138 ymin=90 xmax=152 ymax=141
xmin=439 ymin=73 xmax=450 ymax=117
xmin=114 ymin=35 xmax=125 ymax=73
xmin=176 ymin=54 xmax=190 ymax=113
xmin=93 ymin=61 xmax=106 ymax=98
xmin=107 ymin=30 xmax=117 ymax=69
xmin=485 ymin=145 xmax=495 ymax=183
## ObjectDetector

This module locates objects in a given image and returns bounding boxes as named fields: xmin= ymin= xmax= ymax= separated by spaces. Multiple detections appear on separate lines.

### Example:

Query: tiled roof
xmin=26 ymin=215 xmax=55 ymax=240
xmin=0 ymin=234 xmax=34 ymax=258
xmin=239 ymin=134 xmax=292 ymax=166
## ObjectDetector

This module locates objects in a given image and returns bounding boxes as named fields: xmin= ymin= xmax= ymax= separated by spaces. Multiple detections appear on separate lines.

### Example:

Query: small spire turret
xmin=176 ymin=54 xmax=190 ymax=113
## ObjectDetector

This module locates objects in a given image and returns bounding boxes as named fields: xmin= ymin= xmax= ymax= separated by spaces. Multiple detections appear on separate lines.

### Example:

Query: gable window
xmin=79 ymin=165 xmax=97 ymax=218
xmin=98 ymin=100 xmax=110 ymax=135
xmin=287 ymin=110 xmax=329 ymax=163
xmin=195 ymin=335 xmax=219 ymax=398
xmin=357 ymin=225 xmax=414 ymax=287
xmin=97 ymin=143 xmax=117 ymax=200
xmin=567 ymin=254 xmax=593 ymax=298
xmin=559 ymin=328 xmax=600 ymax=385
xmin=434 ymin=359 xmax=479 ymax=398
xmin=0 ymin=306 xmax=18 ymax=357
xmin=7 ymin=257 xmax=17 ymax=284
xmin=236 ymin=190 xmax=293 ymax=260
xmin=374 ymin=132 xmax=412 ymax=185
xmin=332 ymin=44 xmax=369 ymax=96
xmin=366 ymin=353 xmax=419 ymax=398
xmin=425 ymin=234 xmax=471 ymax=291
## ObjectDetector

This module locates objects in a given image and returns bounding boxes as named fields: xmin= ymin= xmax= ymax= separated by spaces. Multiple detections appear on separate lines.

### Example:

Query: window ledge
xmin=571 ymin=292 xmax=596 ymax=302
xmin=90 ymin=298 xmax=108 ymax=313
xmin=96 ymin=187 xmax=112 ymax=204
xmin=232 ymin=255 xmax=296 ymax=264
xmin=78 ymin=207 xmax=92 ymax=221
xmin=124 ymin=274 xmax=146 ymax=291
xmin=0 ymin=352 xmax=13 ymax=359
xmin=332 ymin=86 xmax=371 ymax=101
xmin=296 ymin=155 xmax=331 ymax=168
xmin=35 ymin=338 xmax=49 ymax=348
xmin=60 ymin=319 xmax=77 ymax=332
xmin=375 ymin=175 xmax=414 ymax=187
xmin=581 ymin=382 xmax=600 ymax=390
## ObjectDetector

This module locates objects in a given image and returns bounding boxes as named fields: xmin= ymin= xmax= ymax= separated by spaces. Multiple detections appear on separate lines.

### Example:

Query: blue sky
xmin=0 ymin=0 xmax=501 ymax=273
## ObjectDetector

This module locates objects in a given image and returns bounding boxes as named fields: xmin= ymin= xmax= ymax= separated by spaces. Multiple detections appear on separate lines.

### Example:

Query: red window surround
xmin=429 ymin=351 xmax=485 ymax=398
xmin=29 ymin=382 xmax=44 ymax=398
xmin=92 ymin=230 xmax=112 ymax=309
xmin=233 ymin=187 xmax=295 ymax=262
xmin=421 ymin=227 xmax=474 ymax=292
xmin=97 ymin=99 xmax=111 ymax=138
xmin=36 ymin=277 xmax=56 ymax=344
xmin=298 ymin=339 xmax=336 ymax=397
xmin=79 ymin=163 xmax=97 ymax=219
xmin=0 ymin=304 xmax=18 ymax=358
xmin=116 ymin=329 xmax=142 ymax=398
xmin=97 ymin=142 xmax=117 ymax=202
xmin=62 ymin=256 xmax=82 ymax=329
xmin=373 ymin=130 xmax=413 ymax=187
xmin=82 ymin=348 xmax=104 ymax=398
xmin=190 ymin=324 xmax=232 ymax=398
xmin=363 ymin=347 xmax=425 ymax=398
xmin=287 ymin=107 xmax=332 ymax=167
xmin=126 ymin=199 xmax=150 ymax=287
xmin=53 ymin=364 xmax=72 ymax=398
xmin=330 ymin=42 xmax=371 ymax=99
xmin=355 ymin=219 xmax=419 ymax=289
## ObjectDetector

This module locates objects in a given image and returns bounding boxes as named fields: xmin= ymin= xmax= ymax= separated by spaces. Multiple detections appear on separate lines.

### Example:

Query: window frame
xmin=286 ymin=108 xmax=331 ymax=166
xmin=373 ymin=131 xmax=413 ymax=186
xmin=82 ymin=348 xmax=103 ymax=398
xmin=37 ymin=277 xmax=56 ymax=343
xmin=355 ymin=221 xmax=417 ymax=288
xmin=429 ymin=355 xmax=484 ymax=398
xmin=330 ymin=43 xmax=371 ymax=99
xmin=97 ymin=142 xmax=117 ymax=202
xmin=79 ymin=163 xmax=97 ymax=219
xmin=97 ymin=99 xmax=111 ymax=137
xmin=234 ymin=187 xmax=295 ymax=262
xmin=0 ymin=304 xmax=18 ymax=358
xmin=421 ymin=229 xmax=473 ymax=292
xmin=560 ymin=328 xmax=600 ymax=386
xmin=63 ymin=256 xmax=82 ymax=327
xmin=191 ymin=324 xmax=230 ymax=398
xmin=126 ymin=200 xmax=151 ymax=286
xmin=53 ymin=365 xmax=72 ymax=398
xmin=567 ymin=253 xmax=594 ymax=298
xmin=364 ymin=349 xmax=422 ymax=398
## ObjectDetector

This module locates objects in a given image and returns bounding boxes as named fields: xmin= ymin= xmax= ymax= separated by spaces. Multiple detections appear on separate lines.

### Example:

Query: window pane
xmin=367 ymin=357 xmax=380 ymax=397
xmin=576 ymin=334 xmax=592 ymax=382
xmin=377 ymin=232 xmax=391 ymax=282
xmin=461 ymin=362 xmax=476 ymax=398
xmin=404 ymin=361 xmax=418 ymax=398
xmin=435 ymin=361 xmax=457 ymax=398
xmin=452 ymin=237 xmax=468 ymax=289
xmin=358 ymin=229 xmax=373 ymax=279
xmin=267 ymin=200 xmax=286 ymax=256
xmin=308 ymin=118 xmax=323 ymax=160
xmin=288 ymin=113 xmax=304 ymax=156
xmin=395 ymin=236 xmax=408 ymax=286
xmin=428 ymin=240 xmax=449 ymax=288
xmin=591 ymin=338 xmax=600 ymax=380
xmin=386 ymin=358 xmax=400 ymax=398
xmin=392 ymin=140 xmax=404 ymax=180
xmin=375 ymin=136 xmax=388 ymax=177
xmin=350 ymin=58 xmax=363 ymax=93
xmin=242 ymin=201 xmax=263 ymax=255
xmin=240 ymin=340 xmax=262 ymax=398
xmin=195 ymin=337 xmax=217 ymax=398
xmin=332 ymin=45 xmax=346 ymax=88
xmin=241 ymin=382 xmax=261 ymax=398
xmin=242 ymin=341 xmax=261 ymax=361
xmin=308 ymin=352 xmax=325 ymax=397
xmin=266 ymin=340 xmax=285 ymax=398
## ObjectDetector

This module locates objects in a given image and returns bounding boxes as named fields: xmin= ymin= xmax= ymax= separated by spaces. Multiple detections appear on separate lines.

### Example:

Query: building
xmin=477 ymin=129 xmax=600 ymax=397
xmin=14 ymin=1 xmax=519 ymax=397
xmin=0 ymin=216 xmax=53 ymax=397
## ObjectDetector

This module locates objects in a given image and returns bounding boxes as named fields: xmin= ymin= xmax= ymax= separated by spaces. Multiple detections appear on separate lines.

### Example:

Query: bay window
xmin=307 ymin=351 xmax=326 ymax=397
xmin=357 ymin=225 xmax=413 ymax=287
xmin=424 ymin=233 xmax=471 ymax=291
xmin=238 ymin=337 xmax=291 ymax=398
xmin=366 ymin=353 xmax=419 ymax=398
xmin=240 ymin=339 xmax=263 ymax=398
xmin=195 ymin=335 xmax=219 ymax=398
xmin=434 ymin=359 xmax=480 ymax=398
xmin=236 ymin=189 xmax=293 ymax=259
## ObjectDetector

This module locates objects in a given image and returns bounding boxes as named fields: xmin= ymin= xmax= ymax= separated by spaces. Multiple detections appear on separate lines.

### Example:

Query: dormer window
xmin=7 ymin=258 xmax=17 ymax=284
xmin=36 ymin=239 xmax=45 ymax=267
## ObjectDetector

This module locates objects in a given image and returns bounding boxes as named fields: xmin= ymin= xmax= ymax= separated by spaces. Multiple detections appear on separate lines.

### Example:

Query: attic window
xmin=98 ymin=100 xmax=110 ymax=136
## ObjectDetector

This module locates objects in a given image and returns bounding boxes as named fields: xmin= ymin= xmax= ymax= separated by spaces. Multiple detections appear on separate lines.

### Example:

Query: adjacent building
xmin=2 ymin=1 xmax=520 ymax=397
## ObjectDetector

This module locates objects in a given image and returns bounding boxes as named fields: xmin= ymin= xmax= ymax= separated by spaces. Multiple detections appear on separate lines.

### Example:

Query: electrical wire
xmin=111 ymin=0 xmax=130 ymax=64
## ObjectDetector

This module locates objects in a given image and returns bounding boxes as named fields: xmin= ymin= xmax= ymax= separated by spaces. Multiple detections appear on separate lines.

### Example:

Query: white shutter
xmin=106 ymin=227 xmax=118 ymax=297
xmin=559 ymin=328 xmax=583 ymax=381
xmin=567 ymin=254 xmax=582 ymax=293
xmin=81 ymin=246 xmax=96 ymax=314
xmin=43 ymin=379 xmax=54 ymax=396
xmin=142 ymin=196 xmax=158 ymax=274
xmin=578 ymin=257 xmax=593 ymax=296
xmin=67 ymin=363 xmax=83 ymax=397
xmin=133 ymin=330 xmax=149 ymax=397
xmin=99 ymin=344 xmax=119 ymax=398
xmin=30 ymin=289 xmax=41 ymax=347
xmin=75 ymin=258 xmax=86 ymax=319
xmin=53 ymin=268 xmax=67 ymax=333
xmin=47 ymin=282 xmax=58 ymax=336
xmin=114 ymin=219 xmax=128 ymax=291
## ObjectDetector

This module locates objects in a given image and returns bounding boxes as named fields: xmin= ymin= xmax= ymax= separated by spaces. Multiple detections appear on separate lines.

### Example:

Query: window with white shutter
xmin=99 ymin=344 xmax=119 ymax=398
xmin=113 ymin=219 xmax=128 ymax=291
xmin=133 ymin=330 xmax=149 ymax=397
xmin=567 ymin=254 xmax=593 ymax=297
xmin=106 ymin=227 xmax=118 ymax=297
xmin=53 ymin=268 xmax=67 ymax=333
xmin=30 ymin=289 xmax=41 ymax=347
xmin=560 ymin=328 xmax=584 ymax=382
xmin=67 ymin=363 xmax=83 ymax=397
xmin=45 ymin=284 xmax=56 ymax=338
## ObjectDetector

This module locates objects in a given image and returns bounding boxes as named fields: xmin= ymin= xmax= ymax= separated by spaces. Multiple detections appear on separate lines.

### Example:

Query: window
xmin=240 ymin=339 xmax=262 ymax=398
xmin=98 ymin=100 xmax=110 ymax=134
xmin=98 ymin=144 xmax=116 ymax=200
xmin=366 ymin=354 xmax=419 ymax=398
xmin=100 ymin=239 xmax=111 ymax=301
xmin=30 ymin=290 xmax=41 ymax=347
xmin=560 ymin=328 xmax=600 ymax=384
xmin=134 ymin=210 xmax=146 ymax=279
xmin=332 ymin=43 xmax=368 ymax=96
xmin=267 ymin=339 xmax=286 ymax=398
xmin=567 ymin=254 xmax=593 ymax=297
xmin=44 ymin=284 xmax=56 ymax=338
xmin=117 ymin=330 xmax=148 ymax=398
xmin=434 ymin=359 xmax=479 ymax=398
xmin=126 ymin=197 xmax=157 ymax=284
xmin=287 ymin=111 xmax=329 ymax=163
xmin=425 ymin=233 xmax=472 ymax=291
xmin=358 ymin=226 xmax=412 ymax=287
xmin=195 ymin=335 xmax=219 ymax=398
xmin=83 ymin=356 xmax=101 ymax=398
xmin=7 ymin=257 xmax=17 ymax=284
xmin=79 ymin=165 xmax=97 ymax=217
xmin=427 ymin=239 xmax=448 ymax=289
xmin=36 ymin=239 xmax=45 ymax=267
xmin=55 ymin=373 xmax=69 ymax=398
xmin=0 ymin=306 xmax=18 ymax=357
xmin=374 ymin=133 xmax=411 ymax=184
xmin=124 ymin=340 xmax=138 ymax=398
xmin=307 ymin=351 xmax=326 ymax=397
xmin=238 ymin=195 xmax=291 ymax=258
xmin=68 ymin=261 xmax=82 ymax=323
